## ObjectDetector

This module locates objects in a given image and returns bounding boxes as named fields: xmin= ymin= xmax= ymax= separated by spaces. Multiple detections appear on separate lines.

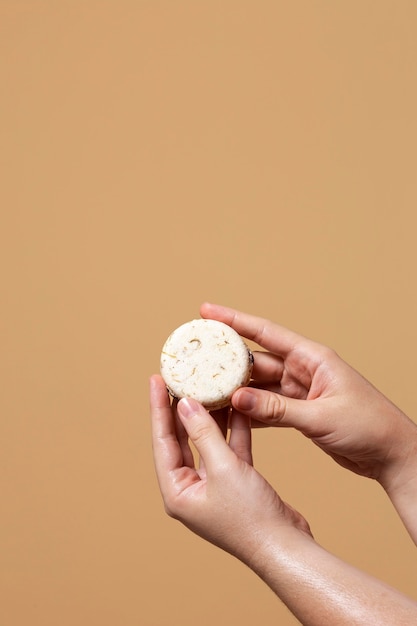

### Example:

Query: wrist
xmin=378 ymin=415 xmax=417 ymax=494
xmin=378 ymin=416 xmax=417 ymax=544
xmin=243 ymin=523 xmax=316 ymax=578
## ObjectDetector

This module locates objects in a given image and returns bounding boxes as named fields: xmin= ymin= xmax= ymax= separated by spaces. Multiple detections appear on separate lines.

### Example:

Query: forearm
xmin=246 ymin=528 xmax=417 ymax=626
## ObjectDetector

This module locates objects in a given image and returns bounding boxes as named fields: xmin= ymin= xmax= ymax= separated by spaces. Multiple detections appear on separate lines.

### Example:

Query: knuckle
xmin=317 ymin=344 xmax=337 ymax=363
xmin=190 ymin=421 xmax=212 ymax=447
xmin=264 ymin=392 xmax=287 ymax=424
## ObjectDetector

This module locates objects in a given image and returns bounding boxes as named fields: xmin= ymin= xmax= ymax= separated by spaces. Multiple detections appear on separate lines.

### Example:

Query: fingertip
xmin=149 ymin=374 xmax=171 ymax=409
xmin=149 ymin=373 xmax=161 ymax=390
xmin=232 ymin=387 xmax=257 ymax=412
xmin=199 ymin=301 xmax=218 ymax=318
xmin=200 ymin=302 xmax=235 ymax=323
xmin=177 ymin=397 xmax=203 ymax=419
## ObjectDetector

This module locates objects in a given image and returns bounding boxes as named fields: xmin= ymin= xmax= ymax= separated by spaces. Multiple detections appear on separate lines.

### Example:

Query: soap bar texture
xmin=160 ymin=318 xmax=253 ymax=410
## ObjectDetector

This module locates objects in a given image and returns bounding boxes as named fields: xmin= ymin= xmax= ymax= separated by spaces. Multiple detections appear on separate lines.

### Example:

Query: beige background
xmin=1 ymin=2 xmax=417 ymax=624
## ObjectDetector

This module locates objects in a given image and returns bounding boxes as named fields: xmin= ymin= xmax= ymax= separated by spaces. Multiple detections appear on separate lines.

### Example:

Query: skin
xmin=150 ymin=303 xmax=417 ymax=624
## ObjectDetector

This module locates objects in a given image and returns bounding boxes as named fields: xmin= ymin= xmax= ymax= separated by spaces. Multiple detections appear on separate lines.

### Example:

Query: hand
xmin=150 ymin=373 xmax=417 ymax=624
xmin=200 ymin=303 xmax=417 ymax=545
xmin=150 ymin=374 xmax=311 ymax=564
xmin=200 ymin=303 xmax=417 ymax=486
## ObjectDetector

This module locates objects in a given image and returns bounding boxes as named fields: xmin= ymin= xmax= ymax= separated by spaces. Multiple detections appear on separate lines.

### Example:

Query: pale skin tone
xmin=150 ymin=303 xmax=417 ymax=625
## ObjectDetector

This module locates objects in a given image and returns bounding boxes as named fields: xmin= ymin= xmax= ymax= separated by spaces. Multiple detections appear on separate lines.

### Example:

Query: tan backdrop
xmin=1 ymin=2 xmax=417 ymax=625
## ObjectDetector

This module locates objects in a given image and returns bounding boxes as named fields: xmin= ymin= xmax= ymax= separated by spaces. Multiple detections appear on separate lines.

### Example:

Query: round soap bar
xmin=160 ymin=319 xmax=253 ymax=410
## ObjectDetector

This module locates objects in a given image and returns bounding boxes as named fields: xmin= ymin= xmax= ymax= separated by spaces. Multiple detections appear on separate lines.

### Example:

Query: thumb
xmin=232 ymin=387 xmax=320 ymax=435
xmin=177 ymin=398 xmax=232 ymax=469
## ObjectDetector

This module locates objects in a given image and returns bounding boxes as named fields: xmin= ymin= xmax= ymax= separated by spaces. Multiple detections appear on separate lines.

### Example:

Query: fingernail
xmin=234 ymin=388 xmax=256 ymax=411
xmin=178 ymin=397 xmax=201 ymax=418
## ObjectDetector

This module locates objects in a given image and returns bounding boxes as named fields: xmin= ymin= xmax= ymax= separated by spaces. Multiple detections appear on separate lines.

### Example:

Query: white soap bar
xmin=160 ymin=319 xmax=253 ymax=410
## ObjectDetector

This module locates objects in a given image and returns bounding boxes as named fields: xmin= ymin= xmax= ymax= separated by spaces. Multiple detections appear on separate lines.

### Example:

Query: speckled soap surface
xmin=160 ymin=319 xmax=253 ymax=410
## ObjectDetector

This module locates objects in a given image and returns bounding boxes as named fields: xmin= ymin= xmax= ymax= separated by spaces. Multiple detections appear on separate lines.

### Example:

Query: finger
xmin=231 ymin=386 xmax=322 ymax=436
xmin=177 ymin=397 xmax=233 ymax=471
xmin=150 ymin=375 xmax=194 ymax=492
xmin=251 ymin=350 xmax=284 ymax=383
xmin=228 ymin=410 xmax=253 ymax=465
xmin=200 ymin=302 xmax=304 ymax=356
xmin=199 ymin=406 xmax=230 ymax=473
xmin=249 ymin=351 xmax=310 ymax=400
xmin=173 ymin=399 xmax=195 ymax=468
